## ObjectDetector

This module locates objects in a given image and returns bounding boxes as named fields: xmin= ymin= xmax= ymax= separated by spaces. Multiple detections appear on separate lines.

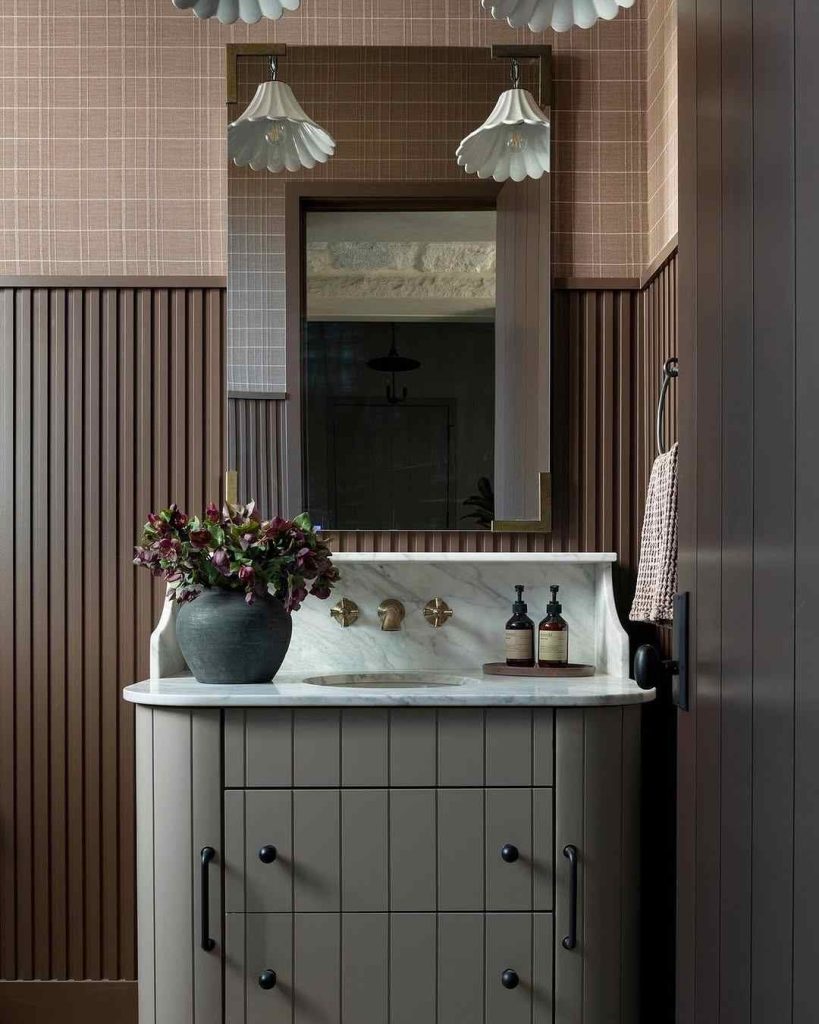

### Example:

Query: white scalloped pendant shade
xmin=481 ymin=0 xmax=635 ymax=32
xmin=228 ymin=80 xmax=336 ymax=174
xmin=172 ymin=0 xmax=300 ymax=25
xmin=456 ymin=88 xmax=550 ymax=183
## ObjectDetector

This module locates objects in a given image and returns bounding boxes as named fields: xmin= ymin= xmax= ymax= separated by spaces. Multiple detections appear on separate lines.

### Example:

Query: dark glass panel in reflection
xmin=303 ymin=321 xmax=494 ymax=531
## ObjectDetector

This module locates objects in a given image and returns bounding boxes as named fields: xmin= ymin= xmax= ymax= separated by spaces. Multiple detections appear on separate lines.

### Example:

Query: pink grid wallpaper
xmin=645 ymin=0 xmax=677 ymax=258
xmin=0 ymin=0 xmax=664 ymax=278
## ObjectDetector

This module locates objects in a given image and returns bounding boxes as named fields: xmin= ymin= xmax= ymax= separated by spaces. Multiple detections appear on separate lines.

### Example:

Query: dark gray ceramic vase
xmin=176 ymin=588 xmax=292 ymax=684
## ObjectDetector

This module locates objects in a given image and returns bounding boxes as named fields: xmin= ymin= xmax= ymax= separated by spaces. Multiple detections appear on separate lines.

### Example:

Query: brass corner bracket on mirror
xmin=226 ymin=43 xmax=288 ymax=105
xmin=491 ymin=473 xmax=552 ymax=534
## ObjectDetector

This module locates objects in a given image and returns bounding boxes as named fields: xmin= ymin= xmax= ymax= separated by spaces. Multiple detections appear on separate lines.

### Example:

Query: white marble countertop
xmin=123 ymin=672 xmax=654 ymax=708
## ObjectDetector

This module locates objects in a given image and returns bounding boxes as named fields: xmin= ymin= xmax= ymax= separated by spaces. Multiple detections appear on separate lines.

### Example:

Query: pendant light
xmin=172 ymin=0 xmax=300 ymax=23
xmin=481 ymin=0 xmax=635 ymax=32
xmin=228 ymin=57 xmax=335 ymax=174
xmin=366 ymin=327 xmax=421 ymax=405
xmin=456 ymin=59 xmax=550 ymax=183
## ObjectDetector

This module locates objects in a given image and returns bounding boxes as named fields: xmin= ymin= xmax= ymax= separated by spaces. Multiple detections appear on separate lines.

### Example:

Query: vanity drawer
xmin=224 ymin=707 xmax=555 ymax=788
xmin=225 ymin=787 xmax=553 ymax=914
xmin=225 ymin=911 xmax=554 ymax=1024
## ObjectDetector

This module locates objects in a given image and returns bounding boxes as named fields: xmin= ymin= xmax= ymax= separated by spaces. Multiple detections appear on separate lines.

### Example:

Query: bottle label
xmin=505 ymin=629 xmax=534 ymax=661
xmin=539 ymin=630 xmax=568 ymax=663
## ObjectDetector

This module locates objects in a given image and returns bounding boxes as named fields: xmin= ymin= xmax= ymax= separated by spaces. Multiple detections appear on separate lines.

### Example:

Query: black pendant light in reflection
xmin=366 ymin=326 xmax=421 ymax=405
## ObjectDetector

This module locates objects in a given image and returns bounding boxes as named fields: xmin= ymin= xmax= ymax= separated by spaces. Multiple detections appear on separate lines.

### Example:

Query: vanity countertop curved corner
xmin=123 ymin=673 xmax=654 ymax=708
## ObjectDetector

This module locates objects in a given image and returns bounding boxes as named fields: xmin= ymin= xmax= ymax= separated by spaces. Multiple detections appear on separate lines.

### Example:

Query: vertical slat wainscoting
xmin=227 ymin=253 xmax=678 ymax=603
xmin=0 ymin=281 xmax=225 ymax=987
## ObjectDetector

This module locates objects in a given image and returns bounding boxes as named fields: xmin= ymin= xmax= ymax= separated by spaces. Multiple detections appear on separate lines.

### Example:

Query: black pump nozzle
xmin=513 ymin=585 xmax=527 ymax=613
xmin=547 ymin=585 xmax=562 ymax=615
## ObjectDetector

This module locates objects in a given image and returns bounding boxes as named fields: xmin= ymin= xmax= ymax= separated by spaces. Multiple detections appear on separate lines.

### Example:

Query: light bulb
xmin=506 ymin=130 xmax=528 ymax=152
xmin=266 ymin=122 xmax=286 ymax=144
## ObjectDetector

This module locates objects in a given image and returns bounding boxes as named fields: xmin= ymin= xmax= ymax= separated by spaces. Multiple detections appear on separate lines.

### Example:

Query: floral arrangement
xmin=133 ymin=501 xmax=338 ymax=611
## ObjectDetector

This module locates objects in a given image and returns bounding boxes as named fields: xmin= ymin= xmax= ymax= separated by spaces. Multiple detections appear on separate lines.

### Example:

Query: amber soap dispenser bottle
xmin=505 ymin=585 xmax=535 ymax=667
xmin=538 ymin=585 xmax=569 ymax=667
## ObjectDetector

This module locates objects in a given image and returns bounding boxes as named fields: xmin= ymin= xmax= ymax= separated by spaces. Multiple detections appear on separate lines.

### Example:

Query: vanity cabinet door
xmin=554 ymin=707 xmax=641 ymax=1024
xmin=136 ymin=707 xmax=222 ymax=1024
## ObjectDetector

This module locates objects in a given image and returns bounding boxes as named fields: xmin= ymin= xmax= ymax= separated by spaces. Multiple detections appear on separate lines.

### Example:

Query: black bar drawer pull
xmin=562 ymin=844 xmax=578 ymax=950
xmin=200 ymin=846 xmax=216 ymax=952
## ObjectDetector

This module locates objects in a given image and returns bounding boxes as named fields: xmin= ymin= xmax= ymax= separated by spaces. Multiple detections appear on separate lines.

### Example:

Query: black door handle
xmin=633 ymin=592 xmax=689 ymax=710
xmin=200 ymin=846 xmax=216 ymax=952
xmin=501 ymin=968 xmax=519 ymax=989
xmin=259 ymin=845 xmax=278 ymax=864
xmin=259 ymin=969 xmax=277 ymax=990
xmin=562 ymin=844 xmax=578 ymax=950
xmin=501 ymin=843 xmax=519 ymax=863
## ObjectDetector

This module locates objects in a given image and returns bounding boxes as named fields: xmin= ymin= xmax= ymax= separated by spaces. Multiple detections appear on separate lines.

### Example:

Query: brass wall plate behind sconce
xmin=491 ymin=472 xmax=552 ymax=534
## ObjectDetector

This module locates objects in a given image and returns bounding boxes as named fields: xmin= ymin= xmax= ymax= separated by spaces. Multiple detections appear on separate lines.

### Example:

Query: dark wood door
xmin=677 ymin=0 xmax=819 ymax=1021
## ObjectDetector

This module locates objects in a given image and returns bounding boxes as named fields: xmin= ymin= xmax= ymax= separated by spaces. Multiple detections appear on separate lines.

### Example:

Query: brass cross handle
xmin=330 ymin=598 xmax=360 ymax=628
xmin=423 ymin=598 xmax=453 ymax=628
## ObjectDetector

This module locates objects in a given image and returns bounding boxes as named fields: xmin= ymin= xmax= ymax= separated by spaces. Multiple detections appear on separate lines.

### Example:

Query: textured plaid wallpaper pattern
xmin=646 ymin=0 xmax=677 ymax=259
xmin=0 ymin=0 xmax=675 ymax=279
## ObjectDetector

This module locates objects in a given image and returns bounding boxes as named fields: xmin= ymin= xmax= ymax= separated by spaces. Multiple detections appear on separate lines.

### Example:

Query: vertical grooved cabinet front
xmin=136 ymin=705 xmax=641 ymax=1024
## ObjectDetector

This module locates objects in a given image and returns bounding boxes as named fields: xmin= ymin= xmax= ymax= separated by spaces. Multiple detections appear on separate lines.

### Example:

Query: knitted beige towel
xmin=630 ymin=442 xmax=678 ymax=623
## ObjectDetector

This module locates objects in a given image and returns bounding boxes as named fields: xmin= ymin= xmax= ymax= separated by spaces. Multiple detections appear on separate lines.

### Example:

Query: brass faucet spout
xmin=378 ymin=599 xmax=406 ymax=631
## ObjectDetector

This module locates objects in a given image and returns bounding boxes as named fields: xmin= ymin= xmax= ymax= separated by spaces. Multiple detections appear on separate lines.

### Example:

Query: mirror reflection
xmin=303 ymin=208 xmax=496 ymax=531
xmin=226 ymin=45 xmax=551 ymax=532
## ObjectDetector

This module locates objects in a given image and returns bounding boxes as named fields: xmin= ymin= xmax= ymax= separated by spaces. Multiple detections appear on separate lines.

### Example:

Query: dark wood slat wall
xmin=229 ymin=256 xmax=678 ymax=619
xmin=677 ymin=0 xmax=819 ymax=1022
xmin=0 ymin=283 xmax=225 ymax=984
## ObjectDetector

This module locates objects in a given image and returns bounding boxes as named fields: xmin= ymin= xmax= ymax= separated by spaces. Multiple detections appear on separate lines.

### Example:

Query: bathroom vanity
xmin=124 ymin=554 xmax=654 ymax=1024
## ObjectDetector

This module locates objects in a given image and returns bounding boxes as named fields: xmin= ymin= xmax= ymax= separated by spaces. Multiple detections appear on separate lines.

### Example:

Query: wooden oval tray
xmin=483 ymin=662 xmax=596 ymax=678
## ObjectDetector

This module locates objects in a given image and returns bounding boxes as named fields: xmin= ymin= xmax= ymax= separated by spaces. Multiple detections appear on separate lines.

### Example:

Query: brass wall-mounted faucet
xmin=378 ymin=599 xmax=406 ymax=631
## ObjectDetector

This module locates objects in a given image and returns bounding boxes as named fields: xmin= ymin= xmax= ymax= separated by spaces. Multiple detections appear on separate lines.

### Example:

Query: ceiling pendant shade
xmin=228 ymin=59 xmax=335 ymax=174
xmin=481 ymin=0 xmax=635 ymax=32
xmin=172 ymin=0 xmax=300 ymax=25
xmin=457 ymin=64 xmax=550 ymax=182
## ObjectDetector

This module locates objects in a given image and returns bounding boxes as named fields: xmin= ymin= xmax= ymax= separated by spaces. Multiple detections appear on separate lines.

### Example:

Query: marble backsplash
xmin=151 ymin=553 xmax=630 ymax=681
xmin=281 ymin=554 xmax=628 ymax=678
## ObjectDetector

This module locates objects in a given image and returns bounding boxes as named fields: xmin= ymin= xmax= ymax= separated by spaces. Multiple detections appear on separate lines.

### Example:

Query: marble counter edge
xmin=327 ymin=551 xmax=618 ymax=563
xmin=123 ymin=675 xmax=655 ymax=707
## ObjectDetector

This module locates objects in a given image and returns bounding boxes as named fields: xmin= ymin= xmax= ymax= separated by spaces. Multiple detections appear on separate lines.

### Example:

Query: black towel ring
xmin=656 ymin=357 xmax=679 ymax=455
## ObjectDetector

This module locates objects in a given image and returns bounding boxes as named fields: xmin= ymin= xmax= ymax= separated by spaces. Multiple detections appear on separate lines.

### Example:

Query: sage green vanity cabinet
xmin=136 ymin=705 xmax=641 ymax=1024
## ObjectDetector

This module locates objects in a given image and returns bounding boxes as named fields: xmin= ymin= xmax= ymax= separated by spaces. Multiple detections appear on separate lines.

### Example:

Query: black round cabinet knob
xmin=258 ymin=969 xmax=277 ymax=990
xmin=501 ymin=843 xmax=520 ymax=863
xmin=258 ymin=845 xmax=278 ymax=864
xmin=501 ymin=969 xmax=520 ymax=990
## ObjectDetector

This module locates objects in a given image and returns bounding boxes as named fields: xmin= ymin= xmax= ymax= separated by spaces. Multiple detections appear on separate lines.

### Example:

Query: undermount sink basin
xmin=302 ymin=672 xmax=470 ymax=688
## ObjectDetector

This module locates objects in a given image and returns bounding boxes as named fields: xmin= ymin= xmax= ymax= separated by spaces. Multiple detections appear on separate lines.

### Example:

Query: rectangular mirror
xmin=227 ymin=45 xmax=551 ymax=532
